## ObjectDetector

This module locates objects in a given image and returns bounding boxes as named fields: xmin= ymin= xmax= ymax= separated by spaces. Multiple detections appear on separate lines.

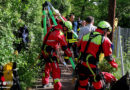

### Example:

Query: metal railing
xmin=113 ymin=26 xmax=130 ymax=76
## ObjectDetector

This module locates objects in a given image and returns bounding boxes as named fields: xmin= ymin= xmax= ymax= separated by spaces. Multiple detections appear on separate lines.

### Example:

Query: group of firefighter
xmin=40 ymin=2 xmax=118 ymax=90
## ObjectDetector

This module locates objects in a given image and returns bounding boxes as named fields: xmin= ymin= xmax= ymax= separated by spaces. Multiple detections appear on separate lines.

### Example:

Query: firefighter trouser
xmin=42 ymin=61 xmax=61 ymax=90
xmin=76 ymin=62 xmax=104 ymax=90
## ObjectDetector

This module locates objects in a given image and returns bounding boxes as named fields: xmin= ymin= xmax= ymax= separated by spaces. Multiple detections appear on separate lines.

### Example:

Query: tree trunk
xmin=108 ymin=0 xmax=116 ymax=42
xmin=80 ymin=0 xmax=87 ymax=18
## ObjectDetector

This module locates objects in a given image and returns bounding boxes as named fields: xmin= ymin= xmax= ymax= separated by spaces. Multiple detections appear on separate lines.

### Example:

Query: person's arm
xmin=73 ymin=22 xmax=78 ymax=33
xmin=57 ymin=30 xmax=77 ymax=69
xmin=102 ymin=37 xmax=118 ymax=69
xmin=91 ymin=25 xmax=97 ymax=32
xmin=78 ymin=26 xmax=90 ymax=40
xmin=77 ymin=37 xmax=83 ymax=54
xmin=78 ymin=27 xmax=84 ymax=40
xmin=57 ymin=31 xmax=72 ymax=57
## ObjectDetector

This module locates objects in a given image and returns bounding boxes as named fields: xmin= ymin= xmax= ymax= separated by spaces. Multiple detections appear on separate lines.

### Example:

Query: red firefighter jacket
xmin=78 ymin=29 xmax=115 ymax=63
xmin=42 ymin=29 xmax=72 ymax=59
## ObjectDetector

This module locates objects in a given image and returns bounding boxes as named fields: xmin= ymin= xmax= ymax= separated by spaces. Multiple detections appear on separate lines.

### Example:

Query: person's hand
xmin=72 ymin=77 xmax=76 ymax=84
xmin=109 ymin=60 xmax=118 ymax=70
xmin=54 ymin=12 xmax=61 ymax=16
xmin=63 ymin=61 xmax=67 ymax=66
xmin=54 ymin=9 xmax=61 ymax=16
xmin=42 ymin=15 xmax=45 ymax=18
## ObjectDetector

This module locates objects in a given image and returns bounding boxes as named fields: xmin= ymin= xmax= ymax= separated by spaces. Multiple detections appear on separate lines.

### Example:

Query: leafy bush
xmin=0 ymin=0 xmax=44 ymax=89
xmin=99 ymin=54 xmax=130 ymax=79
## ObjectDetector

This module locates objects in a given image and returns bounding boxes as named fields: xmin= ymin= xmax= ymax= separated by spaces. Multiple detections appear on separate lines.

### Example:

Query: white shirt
xmin=78 ymin=24 xmax=97 ymax=40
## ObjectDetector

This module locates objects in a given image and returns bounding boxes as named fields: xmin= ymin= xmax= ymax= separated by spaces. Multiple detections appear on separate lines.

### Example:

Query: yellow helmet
xmin=64 ymin=21 xmax=72 ymax=30
xmin=98 ymin=21 xmax=112 ymax=32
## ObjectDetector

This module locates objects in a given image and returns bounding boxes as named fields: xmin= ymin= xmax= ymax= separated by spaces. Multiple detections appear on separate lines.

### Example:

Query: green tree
xmin=44 ymin=0 xmax=72 ymax=16
xmin=71 ymin=0 xmax=130 ymax=27
xmin=116 ymin=0 xmax=130 ymax=27
xmin=71 ymin=0 xmax=104 ymax=23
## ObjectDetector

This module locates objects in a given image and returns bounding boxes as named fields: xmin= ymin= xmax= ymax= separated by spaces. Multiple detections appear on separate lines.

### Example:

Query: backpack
xmin=0 ymin=62 xmax=21 ymax=90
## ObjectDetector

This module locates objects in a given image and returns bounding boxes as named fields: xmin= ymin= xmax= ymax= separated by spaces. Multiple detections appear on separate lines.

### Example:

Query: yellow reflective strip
xmin=43 ymin=72 xmax=45 ymax=77
xmin=75 ymin=58 xmax=78 ymax=63
xmin=77 ymin=28 xmax=80 ymax=31
xmin=83 ymin=33 xmax=90 ymax=41
xmin=86 ymin=54 xmax=97 ymax=82
xmin=54 ymin=78 xmax=60 ymax=83
xmin=60 ymin=30 xmax=64 ymax=35
xmin=78 ymin=52 xmax=81 ymax=60
xmin=83 ymin=32 xmax=102 ymax=45
xmin=72 ymin=39 xmax=77 ymax=40
xmin=68 ymin=39 xmax=77 ymax=43
xmin=64 ymin=56 xmax=69 ymax=59
xmin=99 ymin=53 xmax=104 ymax=62
xmin=91 ymin=35 xmax=102 ymax=45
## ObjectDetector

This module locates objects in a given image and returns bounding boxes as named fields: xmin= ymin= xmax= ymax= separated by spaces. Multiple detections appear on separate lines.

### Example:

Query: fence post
xmin=119 ymin=26 xmax=124 ymax=76
xmin=116 ymin=27 xmax=119 ymax=57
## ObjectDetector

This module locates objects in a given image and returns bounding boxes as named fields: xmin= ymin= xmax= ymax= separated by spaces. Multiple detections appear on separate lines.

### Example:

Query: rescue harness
xmin=77 ymin=31 xmax=104 ymax=82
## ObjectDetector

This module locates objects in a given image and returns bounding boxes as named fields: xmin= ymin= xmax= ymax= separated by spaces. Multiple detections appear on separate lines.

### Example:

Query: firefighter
xmin=64 ymin=14 xmax=78 ymax=63
xmin=75 ymin=21 xmax=118 ymax=90
xmin=41 ymin=21 xmax=72 ymax=90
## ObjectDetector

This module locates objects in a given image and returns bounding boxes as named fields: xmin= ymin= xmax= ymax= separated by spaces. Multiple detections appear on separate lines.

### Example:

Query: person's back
xmin=42 ymin=28 xmax=71 ymax=59
xmin=43 ymin=29 xmax=67 ymax=50
xmin=78 ymin=16 xmax=96 ymax=40
xmin=79 ymin=31 xmax=102 ymax=58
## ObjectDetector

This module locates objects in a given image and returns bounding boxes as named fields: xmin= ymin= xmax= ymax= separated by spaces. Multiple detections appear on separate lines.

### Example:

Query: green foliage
xmin=71 ymin=0 xmax=130 ymax=27
xmin=112 ymin=55 xmax=130 ymax=79
xmin=71 ymin=0 xmax=108 ymax=24
xmin=0 ymin=0 xmax=43 ymax=89
xmin=99 ymin=60 xmax=115 ymax=72
xmin=51 ymin=0 xmax=72 ymax=16
xmin=99 ymin=57 xmax=120 ymax=79
xmin=43 ymin=0 xmax=72 ymax=17
xmin=116 ymin=0 xmax=130 ymax=27
xmin=123 ymin=52 xmax=130 ymax=73
xmin=99 ymin=54 xmax=130 ymax=79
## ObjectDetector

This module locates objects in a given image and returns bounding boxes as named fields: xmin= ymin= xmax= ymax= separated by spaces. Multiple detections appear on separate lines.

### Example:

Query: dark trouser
xmin=64 ymin=42 xmax=78 ymax=63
